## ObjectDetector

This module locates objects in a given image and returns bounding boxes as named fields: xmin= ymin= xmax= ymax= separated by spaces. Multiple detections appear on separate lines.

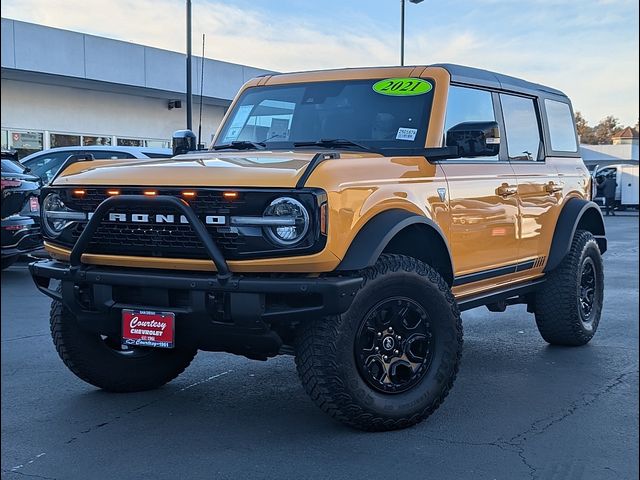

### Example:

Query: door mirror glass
xmin=445 ymin=121 xmax=500 ymax=158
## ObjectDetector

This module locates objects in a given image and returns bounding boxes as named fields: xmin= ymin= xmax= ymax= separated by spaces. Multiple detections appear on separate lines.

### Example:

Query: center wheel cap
xmin=382 ymin=336 xmax=395 ymax=351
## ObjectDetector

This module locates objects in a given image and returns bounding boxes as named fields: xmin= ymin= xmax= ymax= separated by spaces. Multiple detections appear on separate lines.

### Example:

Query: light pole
xmin=186 ymin=0 xmax=193 ymax=130
xmin=400 ymin=0 xmax=424 ymax=66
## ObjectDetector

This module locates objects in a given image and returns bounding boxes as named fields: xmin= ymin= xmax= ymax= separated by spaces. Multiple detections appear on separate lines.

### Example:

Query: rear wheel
xmin=534 ymin=230 xmax=604 ymax=346
xmin=50 ymin=300 xmax=197 ymax=392
xmin=295 ymin=254 xmax=463 ymax=431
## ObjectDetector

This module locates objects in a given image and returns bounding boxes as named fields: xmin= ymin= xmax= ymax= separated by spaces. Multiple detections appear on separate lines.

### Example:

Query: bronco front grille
xmin=59 ymin=188 xmax=250 ymax=260
xmin=47 ymin=187 xmax=325 ymax=261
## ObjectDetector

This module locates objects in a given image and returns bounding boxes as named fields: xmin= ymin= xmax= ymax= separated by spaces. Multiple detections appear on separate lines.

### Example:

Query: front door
xmin=439 ymin=85 xmax=520 ymax=288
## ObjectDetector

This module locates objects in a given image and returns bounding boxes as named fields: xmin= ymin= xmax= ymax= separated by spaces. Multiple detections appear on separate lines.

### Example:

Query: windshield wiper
xmin=212 ymin=141 xmax=266 ymax=151
xmin=293 ymin=138 xmax=374 ymax=152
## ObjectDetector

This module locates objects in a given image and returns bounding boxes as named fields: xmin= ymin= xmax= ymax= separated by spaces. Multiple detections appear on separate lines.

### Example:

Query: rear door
xmin=500 ymin=94 xmax=565 ymax=272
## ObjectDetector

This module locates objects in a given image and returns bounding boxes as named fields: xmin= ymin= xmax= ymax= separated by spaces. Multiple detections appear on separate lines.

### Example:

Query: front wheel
xmin=295 ymin=255 xmax=463 ymax=431
xmin=533 ymin=230 xmax=604 ymax=346
xmin=50 ymin=301 xmax=197 ymax=392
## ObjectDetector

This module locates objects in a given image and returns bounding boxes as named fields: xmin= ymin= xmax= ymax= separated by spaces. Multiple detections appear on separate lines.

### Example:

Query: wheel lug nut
xmin=377 ymin=332 xmax=382 ymax=338
xmin=388 ymin=327 xmax=394 ymax=333
xmin=374 ymin=347 xmax=379 ymax=352
xmin=383 ymin=355 xmax=388 ymax=361
xmin=396 ymin=335 xmax=401 ymax=340
xmin=394 ymin=349 xmax=399 ymax=355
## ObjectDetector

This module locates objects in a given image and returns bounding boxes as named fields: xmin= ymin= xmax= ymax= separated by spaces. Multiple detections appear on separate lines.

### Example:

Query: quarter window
xmin=445 ymin=86 xmax=498 ymax=161
xmin=500 ymin=94 xmax=541 ymax=161
xmin=544 ymin=99 xmax=577 ymax=152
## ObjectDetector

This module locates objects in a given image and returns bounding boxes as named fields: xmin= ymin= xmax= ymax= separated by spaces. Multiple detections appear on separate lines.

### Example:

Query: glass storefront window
xmin=9 ymin=130 xmax=44 ymax=159
xmin=82 ymin=136 xmax=112 ymax=146
xmin=145 ymin=139 xmax=170 ymax=148
xmin=50 ymin=133 xmax=81 ymax=148
xmin=1 ymin=129 xmax=8 ymax=150
xmin=117 ymin=138 xmax=143 ymax=147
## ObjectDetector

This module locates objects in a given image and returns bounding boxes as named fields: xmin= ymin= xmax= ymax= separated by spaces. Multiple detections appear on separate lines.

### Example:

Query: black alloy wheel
xmin=355 ymin=297 xmax=433 ymax=394
xmin=578 ymin=257 xmax=597 ymax=324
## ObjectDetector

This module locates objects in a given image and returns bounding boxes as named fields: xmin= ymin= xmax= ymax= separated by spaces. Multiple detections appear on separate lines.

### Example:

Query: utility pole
xmin=400 ymin=0 xmax=405 ymax=66
xmin=186 ymin=0 xmax=193 ymax=130
xmin=401 ymin=0 xmax=424 ymax=66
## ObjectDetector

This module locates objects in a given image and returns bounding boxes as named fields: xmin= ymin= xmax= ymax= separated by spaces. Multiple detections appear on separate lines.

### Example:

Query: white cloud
xmin=1 ymin=0 xmax=638 ymax=125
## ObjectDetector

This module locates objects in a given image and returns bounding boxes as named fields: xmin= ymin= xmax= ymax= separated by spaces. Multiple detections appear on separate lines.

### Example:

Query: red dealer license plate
xmin=122 ymin=309 xmax=175 ymax=349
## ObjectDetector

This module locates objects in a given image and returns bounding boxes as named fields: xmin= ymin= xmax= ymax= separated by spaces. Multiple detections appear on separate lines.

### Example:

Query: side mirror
xmin=172 ymin=130 xmax=197 ymax=156
xmin=446 ymin=121 xmax=500 ymax=158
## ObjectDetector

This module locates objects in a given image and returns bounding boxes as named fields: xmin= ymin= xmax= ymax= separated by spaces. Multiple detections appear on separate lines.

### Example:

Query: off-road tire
xmin=50 ymin=300 xmax=197 ymax=392
xmin=534 ymin=230 xmax=604 ymax=346
xmin=295 ymin=254 xmax=463 ymax=431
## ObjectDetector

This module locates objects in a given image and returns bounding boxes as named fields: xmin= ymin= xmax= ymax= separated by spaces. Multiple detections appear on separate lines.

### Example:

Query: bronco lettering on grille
xmin=86 ymin=212 xmax=226 ymax=225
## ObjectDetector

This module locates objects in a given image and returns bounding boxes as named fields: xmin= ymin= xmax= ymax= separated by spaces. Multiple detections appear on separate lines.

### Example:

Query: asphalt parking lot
xmin=1 ymin=215 xmax=638 ymax=480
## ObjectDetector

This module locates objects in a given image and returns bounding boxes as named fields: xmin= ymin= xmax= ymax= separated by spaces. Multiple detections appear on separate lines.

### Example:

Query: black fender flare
xmin=336 ymin=209 xmax=454 ymax=284
xmin=544 ymin=198 xmax=607 ymax=273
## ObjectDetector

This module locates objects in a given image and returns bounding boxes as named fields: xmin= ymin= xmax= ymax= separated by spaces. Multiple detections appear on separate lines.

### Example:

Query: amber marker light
xmin=72 ymin=189 xmax=86 ymax=197
xmin=143 ymin=190 xmax=157 ymax=196
xmin=320 ymin=203 xmax=328 ymax=235
xmin=223 ymin=191 xmax=238 ymax=200
xmin=107 ymin=190 xmax=120 ymax=196
xmin=182 ymin=191 xmax=197 ymax=198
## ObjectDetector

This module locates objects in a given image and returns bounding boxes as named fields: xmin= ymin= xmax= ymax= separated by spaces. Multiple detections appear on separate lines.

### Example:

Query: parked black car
xmin=1 ymin=151 xmax=42 ymax=269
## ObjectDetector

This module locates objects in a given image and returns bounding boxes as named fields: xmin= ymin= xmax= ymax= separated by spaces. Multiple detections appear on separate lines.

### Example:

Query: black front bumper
xmin=30 ymin=194 xmax=362 ymax=358
xmin=30 ymin=259 xmax=362 ymax=356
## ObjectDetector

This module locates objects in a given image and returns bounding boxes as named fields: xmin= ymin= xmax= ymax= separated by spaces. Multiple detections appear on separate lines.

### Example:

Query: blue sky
xmin=2 ymin=0 xmax=638 ymax=126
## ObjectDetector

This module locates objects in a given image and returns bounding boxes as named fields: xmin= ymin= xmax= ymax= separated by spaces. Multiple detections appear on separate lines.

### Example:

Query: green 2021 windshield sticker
xmin=372 ymin=78 xmax=432 ymax=96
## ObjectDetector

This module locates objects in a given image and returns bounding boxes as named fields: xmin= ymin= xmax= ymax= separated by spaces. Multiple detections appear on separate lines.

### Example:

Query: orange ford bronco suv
xmin=30 ymin=64 xmax=606 ymax=431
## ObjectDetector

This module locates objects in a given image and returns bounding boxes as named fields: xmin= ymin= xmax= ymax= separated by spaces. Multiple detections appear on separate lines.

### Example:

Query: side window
xmin=500 ymin=94 xmax=541 ymax=161
xmin=23 ymin=152 xmax=68 ymax=183
xmin=544 ymin=99 xmax=578 ymax=152
xmin=90 ymin=151 xmax=136 ymax=160
xmin=445 ymin=86 xmax=498 ymax=161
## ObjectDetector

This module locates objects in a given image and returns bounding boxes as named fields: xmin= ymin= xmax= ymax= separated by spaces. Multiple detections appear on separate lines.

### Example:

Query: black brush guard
xmin=29 ymin=195 xmax=362 ymax=357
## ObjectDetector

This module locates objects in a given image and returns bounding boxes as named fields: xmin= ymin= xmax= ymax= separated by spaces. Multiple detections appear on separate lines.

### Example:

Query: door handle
xmin=496 ymin=184 xmax=518 ymax=197
xmin=545 ymin=182 xmax=564 ymax=194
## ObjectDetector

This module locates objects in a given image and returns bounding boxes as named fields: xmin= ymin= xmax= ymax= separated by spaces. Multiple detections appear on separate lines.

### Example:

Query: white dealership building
xmin=1 ymin=18 xmax=272 ymax=158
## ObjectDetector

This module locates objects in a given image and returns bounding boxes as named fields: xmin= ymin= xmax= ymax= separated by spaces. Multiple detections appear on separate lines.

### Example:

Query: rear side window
xmin=445 ymin=86 xmax=498 ymax=161
xmin=2 ymin=159 xmax=26 ymax=173
xmin=544 ymin=99 xmax=578 ymax=152
xmin=141 ymin=152 xmax=172 ymax=159
xmin=500 ymin=94 xmax=541 ymax=161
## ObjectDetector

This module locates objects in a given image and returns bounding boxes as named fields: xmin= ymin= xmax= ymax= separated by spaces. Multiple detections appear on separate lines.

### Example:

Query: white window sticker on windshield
xmin=396 ymin=127 xmax=417 ymax=141
xmin=222 ymin=104 xmax=254 ymax=143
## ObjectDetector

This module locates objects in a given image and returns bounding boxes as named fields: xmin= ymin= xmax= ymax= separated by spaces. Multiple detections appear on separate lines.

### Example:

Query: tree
xmin=575 ymin=111 xmax=597 ymax=144
xmin=593 ymin=115 xmax=623 ymax=144
xmin=575 ymin=111 xmax=589 ymax=137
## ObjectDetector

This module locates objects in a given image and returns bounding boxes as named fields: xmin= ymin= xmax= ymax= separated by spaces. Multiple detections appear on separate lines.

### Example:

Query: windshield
xmin=214 ymin=78 xmax=435 ymax=151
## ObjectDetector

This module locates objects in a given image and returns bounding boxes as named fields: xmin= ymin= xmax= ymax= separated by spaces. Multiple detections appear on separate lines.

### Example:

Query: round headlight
xmin=263 ymin=197 xmax=309 ymax=246
xmin=42 ymin=193 xmax=78 ymax=237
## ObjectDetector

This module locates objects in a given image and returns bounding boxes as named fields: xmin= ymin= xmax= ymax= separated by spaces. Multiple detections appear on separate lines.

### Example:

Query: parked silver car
xmin=21 ymin=146 xmax=172 ymax=184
